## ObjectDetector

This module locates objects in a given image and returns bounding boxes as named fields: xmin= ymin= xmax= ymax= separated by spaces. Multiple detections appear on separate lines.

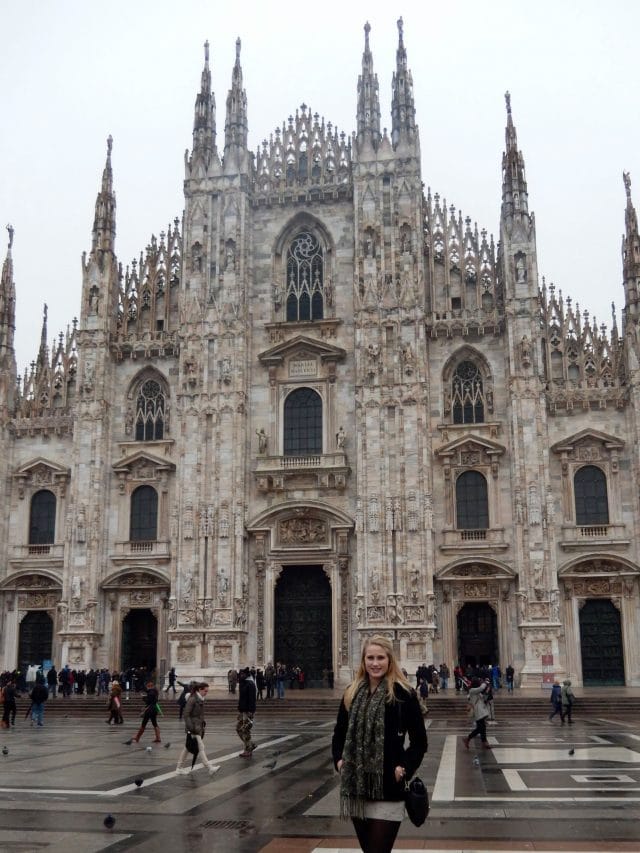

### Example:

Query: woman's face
xmin=364 ymin=644 xmax=390 ymax=682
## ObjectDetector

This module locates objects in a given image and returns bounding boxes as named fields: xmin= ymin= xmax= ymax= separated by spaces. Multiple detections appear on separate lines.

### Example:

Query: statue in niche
xmin=182 ymin=570 xmax=193 ymax=600
xmin=409 ymin=566 xmax=420 ymax=602
xmin=218 ymin=575 xmax=229 ymax=607
xmin=76 ymin=506 xmax=86 ymax=543
xmin=370 ymin=569 xmax=380 ymax=604
xmin=400 ymin=226 xmax=411 ymax=254
xmin=336 ymin=426 xmax=346 ymax=450
xmin=324 ymin=276 xmax=334 ymax=307
xmin=167 ymin=599 xmax=177 ymax=629
xmin=366 ymin=343 xmax=380 ymax=378
xmin=234 ymin=597 xmax=247 ymax=628
xmin=221 ymin=356 xmax=232 ymax=384
xmin=225 ymin=241 xmax=236 ymax=272
xmin=71 ymin=576 xmax=82 ymax=607
xmin=528 ymin=484 xmax=541 ymax=526
xmin=355 ymin=595 xmax=364 ymax=626
xmin=364 ymin=231 xmax=375 ymax=258
xmin=191 ymin=242 xmax=202 ymax=273
xmin=515 ymin=253 xmax=527 ymax=282
xmin=400 ymin=342 xmax=415 ymax=375
xmin=517 ymin=591 xmax=527 ymax=623
xmin=520 ymin=335 xmax=532 ymax=368
xmin=88 ymin=286 xmax=100 ymax=315
xmin=550 ymin=589 xmax=560 ymax=622
xmin=272 ymin=282 xmax=282 ymax=308
xmin=426 ymin=593 xmax=436 ymax=623
xmin=256 ymin=428 xmax=268 ymax=454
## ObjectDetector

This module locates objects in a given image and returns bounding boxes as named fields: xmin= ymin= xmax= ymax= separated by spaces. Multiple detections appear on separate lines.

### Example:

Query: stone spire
xmin=193 ymin=40 xmax=217 ymax=158
xmin=91 ymin=135 xmax=116 ymax=254
xmin=0 ymin=224 xmax=16 ymax=361
xmin=224 ymin=37 xmax=248 ymax=166
xmin=36 ymin=303 xmax=48 ymax=372
xmin=356 ymin=22 xmax=381 ymax=153
xmin=391 ymin=17 xmax=417 ymax=150
xmin=622 ymin=171 xmax=640 ymax=319
xmin=501 ymin=92 xmax=529 ymax=234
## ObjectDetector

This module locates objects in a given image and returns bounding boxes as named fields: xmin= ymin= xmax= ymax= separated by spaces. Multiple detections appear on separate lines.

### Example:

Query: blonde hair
xmin=343 ymin=635 xmax=412 ymax=710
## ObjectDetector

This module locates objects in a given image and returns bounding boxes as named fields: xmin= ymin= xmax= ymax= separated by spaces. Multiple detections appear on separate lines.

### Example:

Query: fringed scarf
xmin=340 ymin=681 xmax=387 ymax=819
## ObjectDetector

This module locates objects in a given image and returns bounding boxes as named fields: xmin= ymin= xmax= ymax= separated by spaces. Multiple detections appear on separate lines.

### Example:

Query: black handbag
xmin=185 ymin=733 xmax=199 ymax=755
xmin=405 ymin=776 xmax=429 ymax=826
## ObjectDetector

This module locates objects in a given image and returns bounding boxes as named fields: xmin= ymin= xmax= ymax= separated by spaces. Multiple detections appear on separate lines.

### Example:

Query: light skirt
xmin=362 ymin=799 xmax=405 ymax=821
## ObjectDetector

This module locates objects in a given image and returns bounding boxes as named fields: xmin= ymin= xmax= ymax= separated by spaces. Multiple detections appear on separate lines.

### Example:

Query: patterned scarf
xmin=340 ymin=681 xmax=387 ymax=819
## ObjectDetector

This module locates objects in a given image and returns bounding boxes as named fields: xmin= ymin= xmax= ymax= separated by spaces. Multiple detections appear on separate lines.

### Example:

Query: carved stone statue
xmin=256 ymin=428 xmax=268 ymax=454
xmin=336 ymin=426 xmax=346 ymax=449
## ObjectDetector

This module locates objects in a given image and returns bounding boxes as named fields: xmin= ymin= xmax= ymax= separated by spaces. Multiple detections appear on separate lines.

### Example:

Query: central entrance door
xmin=121 ymin=609 xmax=157 ymax=671
xmin=274 ymin=565 xmax=331 ymax=687
xmin=457 ymin=602 xmax=498 ymax=667
xmin=18 ymin=610 xmax=53 ymax=673
xmin=579 ymin=598 xmax=625 ymax=685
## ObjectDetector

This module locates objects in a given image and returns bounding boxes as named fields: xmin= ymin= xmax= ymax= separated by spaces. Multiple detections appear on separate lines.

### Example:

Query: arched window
xmin=283 ymin=388 xmax=322 ymax=456
xmin=29 ymin=490 xmax=56 ymax=545
xmin=135 ymin=380 xmax=165 ymax=441
xmin=456 ymin=471 xmax=489 ymax=529
xmin=452 ymin=361 xmax=485 ymax=424
xmin=285 ymin=232 xmax=324 ymax=322
xmin=130 ymin=485 xmax=158 ymax=542
xmin=574 ymin=466 xmax=609 ymax=525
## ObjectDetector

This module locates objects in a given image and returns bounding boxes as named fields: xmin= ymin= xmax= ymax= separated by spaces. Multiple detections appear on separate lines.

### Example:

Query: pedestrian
xmin=332 ymin=635 xmax=427 ymax=853
xmin=1 ymin=678 xmax=17 ymax=728
xmin=175 ymin=682 xmax=218 ymax=775
xmin=265 ymin=662 xmax=275 ymax=699
xmin=505 ymin=663 xmax=515 ymax=692
xmin=227 ymin=669 xmax=238 ymax=694
xmin=463 ymin=678 xmax=492 ymax=749
xmin=439 ymin=663 xmax=449 ymax=690
xmin=560 ymin=679 xmax=575 ymax=725
xmin=30 ymin=682 xmax=49 ymax=727
xmin=131 ymin=681 xmax=161 ymax=743
xmin=256 ymin=668 xmax=265 ymax=700
xmin=46 ymin=666 xmax=58 ymax=699
xmin=107 ymin=681 xmax=123 ymax=725
xmin=548 ymin=681 xmax=562 ymax=722
xmin=276 ymin=663 xmax=286 ymax=699
xmin=236 ymin=667 xmax=257 ymax=757
xmin=165 ymin=667 xmax=177 ymax=695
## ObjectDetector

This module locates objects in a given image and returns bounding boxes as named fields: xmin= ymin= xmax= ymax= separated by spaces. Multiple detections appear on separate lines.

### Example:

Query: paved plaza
xmin=0 ymin=694 xmax=639 ymax=852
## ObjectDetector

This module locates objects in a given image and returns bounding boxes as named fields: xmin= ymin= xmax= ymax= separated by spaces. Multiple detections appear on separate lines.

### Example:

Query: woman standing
xmin=332 ymin=636 xmax=428 ymax=853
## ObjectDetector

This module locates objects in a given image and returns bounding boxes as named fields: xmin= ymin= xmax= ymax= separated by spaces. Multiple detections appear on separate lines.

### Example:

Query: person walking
xmin=30 ymin=682 xmax=49 ymax=727
xmin=505 ymin=664 xmax=515 ymax=692
xmin=332 ymin=635 xmax=427 ymax=853
xmin=107 ymin=681 xmax=124 ymax=725
xmin=1 ymin=678 xmax=17 ymax=728
xmin=276 ymin=663 xmax=286 ymax=699
xmin=548 ymin=681 xmax=562 ymax=722
xmin=164 ymin=667 xmax=177 ymax=695
xmin=560 ymin=679 xmax=575 ymax=725
xmin=131 ymin=681 xmax=161 ymax=743
xmin=46 ymin=666 xmax=58 ymax=699
xmin=463 ymin=678 xmax=492 ymax=749
xmin=175 ymin=682 xmax=218 ymax=776
xmin=236 ymin=667 xmax=257 ymax=758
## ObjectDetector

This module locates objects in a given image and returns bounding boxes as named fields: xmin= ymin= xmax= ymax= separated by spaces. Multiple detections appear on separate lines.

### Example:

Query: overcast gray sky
xmin=1 ymin=0 xmax=638 ymax=373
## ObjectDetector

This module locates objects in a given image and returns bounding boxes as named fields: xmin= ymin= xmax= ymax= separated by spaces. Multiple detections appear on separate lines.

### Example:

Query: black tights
xmin=352 ymin=817 xmax=401 ymax=853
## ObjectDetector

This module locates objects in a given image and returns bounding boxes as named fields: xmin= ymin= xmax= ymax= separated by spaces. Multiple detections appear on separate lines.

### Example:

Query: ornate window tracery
xmin=574 ymin=465 xmax=609 ymax=525
xmin=285 ymin=232 xmax=324 ymax=322
xmin=452 ymin=361 xmax=485 ymax=424
xmin=135 ymin=380 xmax=165 ymax=441
xmin=29 ymin=490 xmax=56 ymax=545
xmin=283 ymin=387 xmax=322 ymax=456
xmin=130 ymin=485 xmax=158 ymax=542
xmin=455 ymin=471 xmax=489 ymax=529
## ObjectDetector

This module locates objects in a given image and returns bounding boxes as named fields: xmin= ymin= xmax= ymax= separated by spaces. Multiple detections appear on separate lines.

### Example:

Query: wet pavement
xmin=0 ymin=697 xmax=638 ymax=852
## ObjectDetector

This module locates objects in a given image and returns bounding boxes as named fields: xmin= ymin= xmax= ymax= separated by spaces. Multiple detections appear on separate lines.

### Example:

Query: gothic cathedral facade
xmin=1 ymin=22 xmax=639 ymax=687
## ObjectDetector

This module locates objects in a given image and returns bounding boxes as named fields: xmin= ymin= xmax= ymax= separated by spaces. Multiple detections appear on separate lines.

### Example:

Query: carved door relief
xmin=274 ymin=565 xmax=332 ymax=685
xmin=579 ymin=598 xmax=624 ymax=685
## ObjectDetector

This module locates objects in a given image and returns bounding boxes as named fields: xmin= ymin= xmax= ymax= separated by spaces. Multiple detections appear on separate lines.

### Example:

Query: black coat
xmin=332 ymin=684 xmax=427 ymax=802
xmin=238 ymin=676 xmax=257 ymax=713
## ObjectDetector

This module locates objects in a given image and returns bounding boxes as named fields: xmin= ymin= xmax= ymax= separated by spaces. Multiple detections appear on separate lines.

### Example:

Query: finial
xmin=235 ymin=37 xmax=241 ymax=62
xmin=107 ymin=135 xmax=113 ymax=157
xmin=505 ymin=91 xmax=511 ymax=115
xmin=6 ymin=223 xmax=14 ymax=250
xmin=43 ymin=304 xmax=48 ymax=322
xmin=623 ymin=170 xmax=631 ymax=199
xmin=397 ymin=16 xmax=404 ymax=44
xmin=204 ymin=40 xmax=209 ymax=63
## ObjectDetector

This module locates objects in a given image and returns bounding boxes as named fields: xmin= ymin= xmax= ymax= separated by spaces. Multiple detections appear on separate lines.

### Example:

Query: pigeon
xmin=123 ymin=738 xmax=133 ymax=746
xmin=2 ymin=746 xmax=8 ymax=755
xmin=145 ymin=746 xmax=152 ymax=753
xmin=134 ymin=777 xmax=144 ymax=787
xmin=164 ymin=742 xmax=171 ymax=749
xmin=263 ymin=756 xmax=278 ymax=770
xmin=568 ymin=748 xmax=575 ymax=756
xmin=103 ymin=814 xmax=116 ymax=830
xmin=472 ymin=756 xmax=480 ymax=766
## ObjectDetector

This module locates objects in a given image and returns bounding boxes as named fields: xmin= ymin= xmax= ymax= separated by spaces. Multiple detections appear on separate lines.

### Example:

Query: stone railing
xmin=439 ymin=527 xmax=508 ymax=553
xmin=255 ymin=451 xmax=349 ymax=493
xmin=110 ymin=540 xmax=171 ymax=563
xmin=559 ymin=523 xmax=629 ymax=550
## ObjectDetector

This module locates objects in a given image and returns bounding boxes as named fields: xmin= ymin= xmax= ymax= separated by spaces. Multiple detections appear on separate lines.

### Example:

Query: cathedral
xmin=1 ymin=20 xmax=639 ymax=688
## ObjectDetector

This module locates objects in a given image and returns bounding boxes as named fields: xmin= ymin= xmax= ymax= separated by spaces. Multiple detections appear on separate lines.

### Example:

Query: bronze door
xmin=121 ymin=609 xmax=158 ymax=671
xmin=579 ymin=598 xmax=625 ymax=685
xmin=18 ymin=610 xmax=53 ymax=672
xmin=274 ymin=565 xmax=331 ymax=686
xmin=457 ymin=602 xmax=498 ymax=667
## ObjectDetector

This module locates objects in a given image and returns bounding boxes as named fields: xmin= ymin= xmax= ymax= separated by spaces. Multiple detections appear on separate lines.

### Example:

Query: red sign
xmin=541 ymin=655 xmax=554 ymax=666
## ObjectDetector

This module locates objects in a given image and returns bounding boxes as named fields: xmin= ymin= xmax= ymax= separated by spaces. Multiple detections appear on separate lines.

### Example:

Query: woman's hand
xmin=394 ymin=765 xmax=406 ymax=783
xmin=336 ymin=759 xmax=344 ymax=773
